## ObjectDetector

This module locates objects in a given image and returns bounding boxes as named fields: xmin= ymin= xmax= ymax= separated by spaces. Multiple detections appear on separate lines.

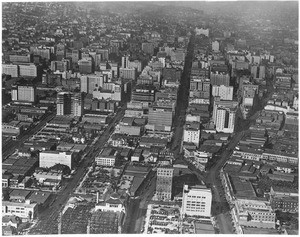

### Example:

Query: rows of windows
xmin=187 ymin=195 xmax=207 ymax=199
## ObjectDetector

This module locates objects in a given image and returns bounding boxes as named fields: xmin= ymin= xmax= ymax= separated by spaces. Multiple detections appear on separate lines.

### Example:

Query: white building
xmin=19 ymin=64 xmax=37 ymax=77
xmin=11 ymin=85 xmax=36 ymax=103
xmin=212 ymin=41 xmax=220 ymax=52
xmin=95 ymin=148 xmax=117 ymax=166
xmin=2 ymin=200 xmax=37 ymax=221
xmin=183 ymin=122 xmax=201 ymax=147
xmin=212 ymin=85 xmax=233 ymax=100
xmin=186 ymin=114 xmax=201 ymax=123
xmin=39 ymin=151 xmax=74 ymax=169
xmin=195 ymin=28 xmax=209 ymax=37
xmin=181 ymin=185 xmax=212 ymax=218
xmin=215 ymin=107 xmax=236 ymax=133
xmin=2 ymin=64 xmax=19 ymax=77
xmin=95 ymin=192 xmax=125 ymax=213
xmin=80 ymin=74 xmax=106 ymax=94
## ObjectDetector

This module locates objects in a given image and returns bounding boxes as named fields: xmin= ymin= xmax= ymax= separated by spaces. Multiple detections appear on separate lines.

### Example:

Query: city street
xmin=2 ymin=112 xmax=56 ymax=160
xmin=29 ymin=107 xmax=125 ymax=234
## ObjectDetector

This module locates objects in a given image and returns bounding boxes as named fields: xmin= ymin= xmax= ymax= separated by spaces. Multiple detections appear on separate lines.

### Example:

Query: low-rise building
xmin=2 ymin=200 xmax=37 ymax=221
xmin=95 ymin=148 xmax=118 ymax=166
xmin=39 ymin=151 xmax=74 ymax=169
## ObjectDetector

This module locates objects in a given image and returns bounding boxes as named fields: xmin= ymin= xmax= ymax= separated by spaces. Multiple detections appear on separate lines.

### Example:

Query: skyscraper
xmin=215 ymin=107 xmax=236 ymax=133
xmin=57 ymin=92 xmax=72 ymax=116
xmin=12 ymin=85 xmax=36 ymax=103
xmin=56 ymin=92 xmax=83 ymax=117
xmin=78 ymin=58 xmax=93 ymax=74
xmin=156 ymin=167 xmax=173 ymax=201
xmin=121 ymin=56 xmax=129 ymax=69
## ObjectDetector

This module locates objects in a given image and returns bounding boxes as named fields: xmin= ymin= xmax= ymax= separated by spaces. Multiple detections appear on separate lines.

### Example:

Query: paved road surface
xmin=29 ymin=107 xmax=125 ymax=235
xmin=2 ymin=113 xmax=56 ymax=160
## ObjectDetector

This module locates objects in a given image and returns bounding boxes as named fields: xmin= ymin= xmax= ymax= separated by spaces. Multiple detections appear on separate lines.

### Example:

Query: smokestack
xmin=96 ymin=191 xmax=99 ymax=204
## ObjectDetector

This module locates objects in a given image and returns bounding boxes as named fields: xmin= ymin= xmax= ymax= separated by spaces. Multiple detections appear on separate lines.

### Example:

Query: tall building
xmin=109 ymin=62 xmax=119 ymax=78
xmin=57 ymin=92 xmax=72 ymax=116
xmin=181 ymin=185 xmax=212 ymax=218
xmin=51 ymin=60 xmax=70 ymax=72
xmin=119 ymin=68 xmax=136 ymax=80
xmin=156 ymin=167 xmax=173 ymax=201
xmin=121 ymin=56 xmax=129 ymax=69
xmin=9 ymin=54 xmax=31 ymax=63
xmin=128 ymin=60 xmax=142 ymax=72
xmin=71 ymin=93 xmax=84 ymax=117
xmin=80 ymin=74 xmax=107 ymax=94
xmin=215 ymin=107 xmax=236 ymax=133
xmin=183 ymin=122 xmax=201 ymax=147
xmin=66 ymin=49 xmax=80 ymax=63
xmin=19 ymin=64 xmax=37 ymax=77
xmin=57 ymin=92 xmax=83 ymax=117
xmin=2 ymin=64 xmax=19 ymax=77
xmin=56 ymin=43 xmax=66 ymax=61
xmin=78 ymin=58 xmax=93 ymax=74
xmin=131 ymin=85 xmax=156 ymax=104
xmin=212 ymin=85 xmax=233 ymax=100
xmin=12 ymin=85 xmax=36 ymax=103
xmin=31 ymin=47 xmax=51 ymax=60
xmin=210 ymin=71 xmax=230 ymax=86
xmin=213 ymin=97 xmax=238 ymax=123
xmin=97 ymin=49 xmax=109 ymax=61
xmin=147 ymin=101 xmax=175 ymax=132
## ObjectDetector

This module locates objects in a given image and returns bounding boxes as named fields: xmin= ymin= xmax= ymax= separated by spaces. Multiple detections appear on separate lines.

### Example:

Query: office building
xmin=39 ymin=151 xmax=74 ymax=169
xmin=215 ymin=107 xmax=236 ymax=133
xmin=2 ymin=64 xmax=19 ymax=77
xmin=131 ymin=85 xmax=156 ymax=103
xmin=213 ymin=98 xmax=238 ymax=123
xmin=97 ymin=49 xmax=109 ymax=61
xmin=128 ymin=60 xmax=142 ymax=72
xmin=156 ymin=167 xmax=173 ymax=201
xmin=19 ymin=64 xmax=37 ymax=77
xmin=78 ymin=58 xmax=93 ymax=74
xmin=56 ymin=92 xmax=83 ymax=117
xmin=119 ymin=67 xmax=136 ymax=80
xmin=57 ymin=92 xmax=72 ymax=116
xmin=30 ymin=47 xmax=51 ymax=60
xmin=212 ymin=85 xmax=233 ymax=100
xmin=121 ymin=56 xmax=129 ymax=69
xmin=50 ymin=60 xmax=70 ymax=72
xmin=181 ymin=185 xmax=212 ymax=218
xmin=2 ymin=200 xmax=37 ymax=221
xmin=147 ymin=101 xmax=175 ymax=132
xmin=66 ymin=49 xmax=80 ymax=63
xmin=95 ymin=148 xmax=118 ymax=167
xmin=183 ymin=122 xmax=201 ymax=147
xmin=55 ymin=43 xmax=66 ymax=61
xmin=80 ymin=74 xmax=107 ymax=94
xmin=12 ymin=85 xmax=36 ymax=103
xmin=210 ymin=71 xmax=230 ymax=86
xmin=9 ymin=54 xmax=31 ymax=63
xmin=109 ymin=62 xmax=119 ymax=78
xmin=71 ymin=93 xmax=84 ymax=117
